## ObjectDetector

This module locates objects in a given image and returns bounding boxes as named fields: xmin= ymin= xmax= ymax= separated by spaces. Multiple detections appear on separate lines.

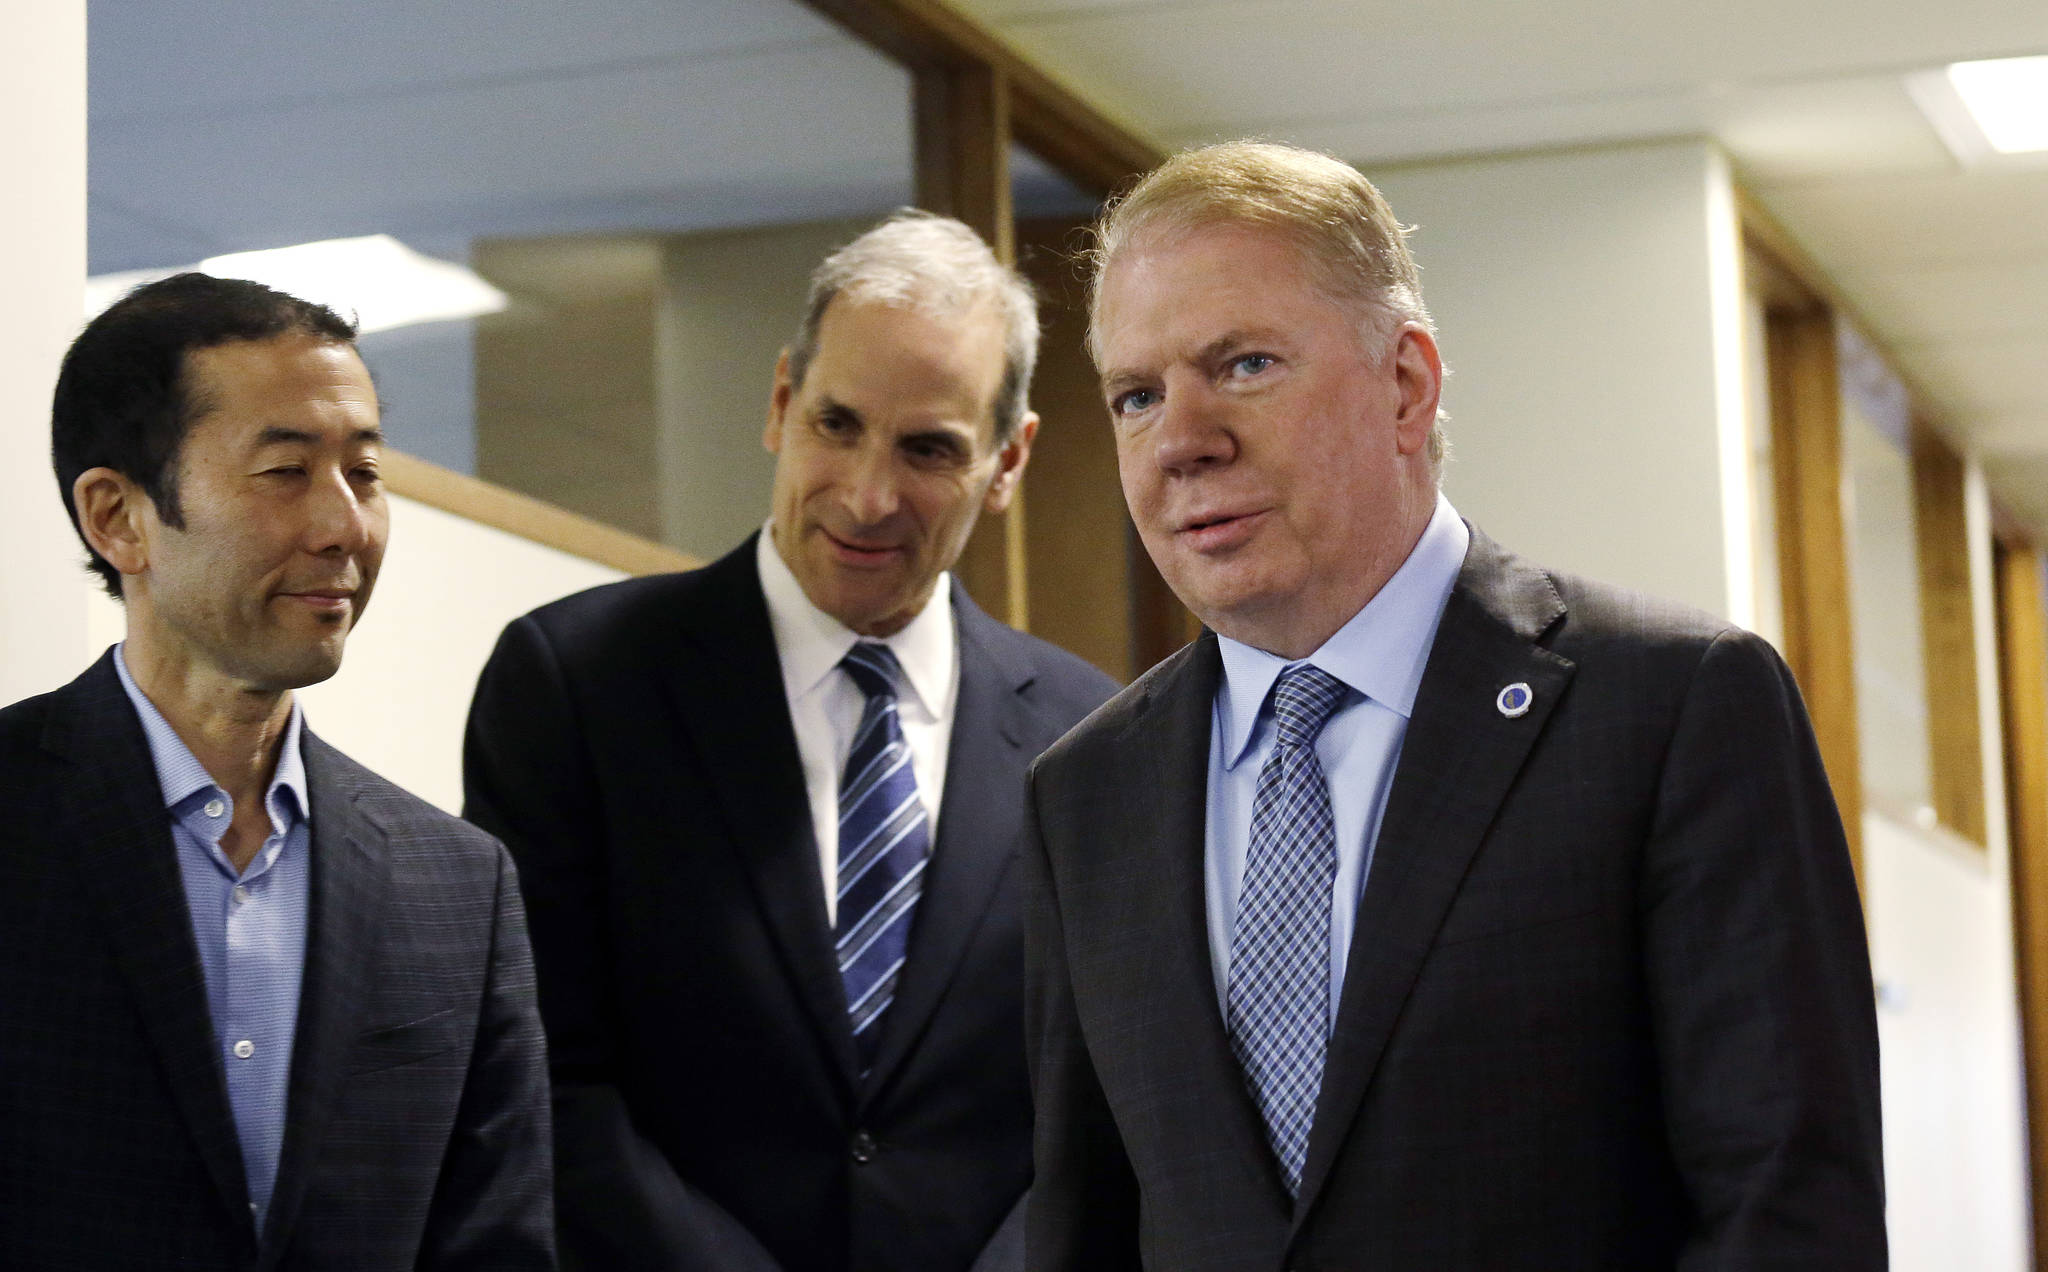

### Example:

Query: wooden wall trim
xmin=1997 ymin=538 xmax=2048 ymax=1272
xmin=1764 ymin=307 xmax=1865 ymax=880
xmin=912 ymin=59 xmax=1029 ymax=629
xmin=382 ymin=449 xmax=700 ymax=578
xmin=1912 ymin=423 xmax=1989 ymax=845
xmin=915 ymin=62 xmax=1015 ymax=261
xmin=802 ymin=0 xmax=1161 ymax=197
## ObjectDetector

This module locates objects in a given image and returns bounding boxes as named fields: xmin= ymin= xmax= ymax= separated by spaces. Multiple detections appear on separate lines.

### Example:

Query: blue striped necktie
xmin=834 ymin=642 xmax=930 ymax=1075
xmin=1226 ymin=663 xmax=1350 ymax=1198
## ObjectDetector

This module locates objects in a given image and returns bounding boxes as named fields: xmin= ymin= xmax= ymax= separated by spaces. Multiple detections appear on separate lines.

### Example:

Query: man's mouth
xmin=822 ymin=529 xmax=905 ymax=565
xmin=1176 ymin=508 xmax=1268 ymax=550
xmin=278 ymin=585 xmax=357 ymax=614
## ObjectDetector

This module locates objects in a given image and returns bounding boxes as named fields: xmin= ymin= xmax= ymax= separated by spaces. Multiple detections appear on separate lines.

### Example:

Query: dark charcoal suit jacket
xmin=463 ymin=537 xmax=1118 ymax=1272
xmin=0 ymin=650 xmax=555 ymax=1271
xmin=1024 ymin=526 xmax=1886 ymax=1270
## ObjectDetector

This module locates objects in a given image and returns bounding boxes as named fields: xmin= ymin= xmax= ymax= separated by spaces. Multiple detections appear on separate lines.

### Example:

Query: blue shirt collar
xmin=1215 ymin=494 xmax=1470 ymax=769
xmin=113 ymin=643 xmax=308 ymax=826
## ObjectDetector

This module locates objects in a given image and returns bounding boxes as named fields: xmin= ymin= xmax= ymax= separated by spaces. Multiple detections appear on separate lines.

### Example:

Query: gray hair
xmin=787 ymin=210 xmax=1039 ymax=444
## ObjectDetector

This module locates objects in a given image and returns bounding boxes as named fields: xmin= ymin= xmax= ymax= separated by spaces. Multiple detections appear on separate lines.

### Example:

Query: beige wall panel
xmin=0 ymin=0 xmax=94 ymax=705
xmin=1017 ymin=219 xmax=1129 ymax=681
xmin=474 ymin=236 xmax=663 ymax=543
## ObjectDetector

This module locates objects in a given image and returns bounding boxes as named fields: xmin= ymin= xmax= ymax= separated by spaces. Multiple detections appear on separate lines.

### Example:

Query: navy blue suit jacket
xmin=0 ymin=650 xmax=555 ymax=1271
xmin=1024 ymin=527 xmax=1885 ymax=1269
xmin=465 ymin=538 xmax=1117 ymax=1272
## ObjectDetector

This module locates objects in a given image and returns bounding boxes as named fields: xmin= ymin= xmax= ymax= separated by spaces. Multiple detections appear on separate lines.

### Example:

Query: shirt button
xmin=850 ymin=1130 xmax=878 ymax=1164
xmin=233 ymin=1040 xmax=255 ymax=1059
xmin=204 ymin=797 xmax=226 ymax=819
xmin=232 ymin=885 xmax=250 ymax=905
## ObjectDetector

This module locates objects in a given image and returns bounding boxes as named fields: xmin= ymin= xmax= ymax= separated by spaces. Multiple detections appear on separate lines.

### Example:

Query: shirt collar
xmin=1215 ymin=493 xmax=1470 ymax=769
xmin=755 ymin=525 xmax=955 ymax=716
xmin=113 ymin=642 xmax=308 ymax=824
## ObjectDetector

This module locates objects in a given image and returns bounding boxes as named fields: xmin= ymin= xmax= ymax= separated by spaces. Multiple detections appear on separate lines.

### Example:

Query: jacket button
xmin=850 ymin=1130 xmax=878 ymax=1164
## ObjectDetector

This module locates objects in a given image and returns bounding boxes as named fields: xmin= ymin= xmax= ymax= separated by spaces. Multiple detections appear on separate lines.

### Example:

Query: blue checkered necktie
xmin=834 ymin=642 xmax=930 ymax=1075
xmin=1226 ymin=663 xmax=1351 ymax=1198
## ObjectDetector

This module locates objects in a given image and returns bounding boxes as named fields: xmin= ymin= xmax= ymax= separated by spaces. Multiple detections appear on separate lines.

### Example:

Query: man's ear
xmin=1390 ymin=325 xmax=1443 ymax=456
xmin=765 ymin=349 xmax=795 ymax=454
xmin=983 ymin=413 xmax=1040 ymax=515
xmin=72 ymin=467 xmax=153 ymax=581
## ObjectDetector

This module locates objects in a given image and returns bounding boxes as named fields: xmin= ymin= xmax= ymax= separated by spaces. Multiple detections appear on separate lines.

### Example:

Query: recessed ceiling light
xmin=84 ymin=235 xmax=509 ymax=335
xmin=1947 ymin=55 xmax=2048 ymax=154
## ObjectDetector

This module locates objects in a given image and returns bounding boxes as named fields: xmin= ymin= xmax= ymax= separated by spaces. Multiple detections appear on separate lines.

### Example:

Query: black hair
xmin=51 ymin=272 xmax=359 ymax=598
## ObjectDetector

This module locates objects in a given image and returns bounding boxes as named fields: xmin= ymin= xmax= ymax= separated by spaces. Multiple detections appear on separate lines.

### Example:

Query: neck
xmin=122 ymin=635 xmax=293 ymax=810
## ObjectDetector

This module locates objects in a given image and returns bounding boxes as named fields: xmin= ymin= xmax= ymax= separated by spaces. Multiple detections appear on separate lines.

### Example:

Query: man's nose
xmin=305 ymin=469 xmax=373 ymax=555
xmin=841 ymin=442 xmax=902 ymax=525
xmin=1151 ymin=380 xmax=1237 ymax=477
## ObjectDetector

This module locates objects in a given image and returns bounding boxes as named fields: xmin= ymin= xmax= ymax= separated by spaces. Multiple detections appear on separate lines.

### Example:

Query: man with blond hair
xmin=467 ymin=211 xmax=1116 ymax=1272
xmin=1023 ymin=142 xmax=1884 ymax=1268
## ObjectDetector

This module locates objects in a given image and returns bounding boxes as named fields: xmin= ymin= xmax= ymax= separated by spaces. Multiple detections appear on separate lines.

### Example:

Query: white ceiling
xmin=87 ymin=0 xmax=919 ymax=270
xmin=89 ymin=0 xmax=2048 ymax=527
xmin=951 ymin=0 xmax=2048 ymax=528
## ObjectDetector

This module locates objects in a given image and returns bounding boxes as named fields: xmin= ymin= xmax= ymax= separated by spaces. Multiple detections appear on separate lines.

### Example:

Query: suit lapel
xmin=1121 ymin=637 xmax=1294 ymax=1210
xmin=663 ymin=544 xmax=861 ymax=1088
xmin=859 ymin=593 xmax=1025 ymax=1097
xmin=261 ymin=732 xmax=390 ymax=1263
xmin=1291 ymin=530 xmax=1575 ymax=1221
xmin=47 ymin=654 xmax=254 ymax=1239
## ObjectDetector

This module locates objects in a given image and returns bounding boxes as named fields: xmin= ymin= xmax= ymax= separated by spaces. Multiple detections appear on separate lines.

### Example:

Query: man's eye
xmin=351 ymin=465 xmax=382 ymax=485
xmin=906 ymin=439 xmax=967 ymax=466
xmin=1110 ymin=388 xmax=1159 ymax=417
xmin=1228 ymin=353 xmax=1276 ymax=378
xmin=263 ymin=465 xmax=307 ymax=478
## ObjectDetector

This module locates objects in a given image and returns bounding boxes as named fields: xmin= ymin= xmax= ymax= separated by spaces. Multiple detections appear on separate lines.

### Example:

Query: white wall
xmin=1854 ymin=407 xmax=2027 ymax=1272
xmin=1371 ymin=140 xmax=1749 ymax=622
xmin=0 ymin=0 xmax=94 ymax=704
xmin=1866 ymin=807 xmax=2029 ymax=1271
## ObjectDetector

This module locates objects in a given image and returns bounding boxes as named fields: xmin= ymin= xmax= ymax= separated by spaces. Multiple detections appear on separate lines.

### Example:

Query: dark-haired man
xmin=0 ymin=273 xmax=554 ymax=1270
xmin=466 ymin=211 xmax=1117 ymax=1271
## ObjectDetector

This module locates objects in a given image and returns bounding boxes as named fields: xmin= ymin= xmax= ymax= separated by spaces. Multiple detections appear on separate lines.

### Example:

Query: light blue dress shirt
xmin=114 ymin=645 xmax=310 ymax=1232
xmin=1204 ymin=495 xmax=1469 ymax=1018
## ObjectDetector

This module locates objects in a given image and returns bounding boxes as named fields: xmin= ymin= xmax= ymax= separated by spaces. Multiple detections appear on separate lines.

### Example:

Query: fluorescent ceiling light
xmin=1947 ymin=56 xmax=2048 ymax=154
xmin=1908 ymin=55 xmax=2048 ymax=164
xmin=84 ymin=234 xmax=508 ymax=335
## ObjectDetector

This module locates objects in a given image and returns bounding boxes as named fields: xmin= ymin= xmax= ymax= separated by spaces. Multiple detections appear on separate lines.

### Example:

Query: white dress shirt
xmin=1205 ymin=494 xmax=1469 ymax=1017
xmin=756 ymin=527 xmax=959 ymax=925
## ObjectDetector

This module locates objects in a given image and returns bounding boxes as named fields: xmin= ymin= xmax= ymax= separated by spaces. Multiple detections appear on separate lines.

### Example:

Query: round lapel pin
xmin=1496 ymin=682 xmax=1533 ymax=718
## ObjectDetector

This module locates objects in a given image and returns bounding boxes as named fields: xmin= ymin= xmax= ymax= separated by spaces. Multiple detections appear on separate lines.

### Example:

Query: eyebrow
xmin=814 ymin=396 xmax=863 ymax=424
xmin=1100 ymin=329 xmax=1271 ymax=392
xmin=254 ymin=426 xmax=386 ymax=447
xmin=1196 ymin=330 xmax=1273 ymax=365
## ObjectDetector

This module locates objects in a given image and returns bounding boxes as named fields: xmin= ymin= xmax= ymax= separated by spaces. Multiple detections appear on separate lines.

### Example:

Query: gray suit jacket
xmin=0 ymin=650 xmax=555 ymax=1271
xmin=1024 ymin=526 xmax=1885 ymax=1270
